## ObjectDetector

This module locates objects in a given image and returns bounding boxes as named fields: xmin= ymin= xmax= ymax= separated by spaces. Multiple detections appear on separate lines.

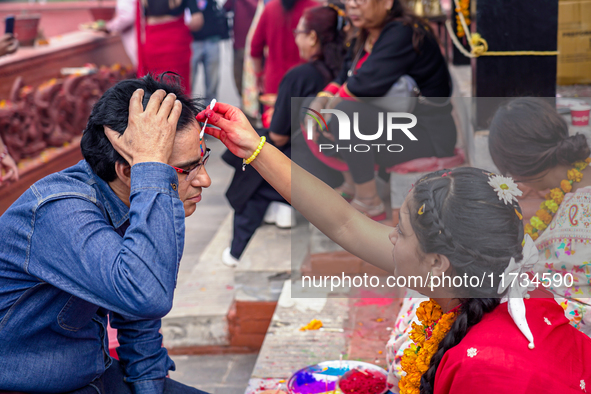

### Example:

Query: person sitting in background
xmin=0 ymin=75 xmax=210 ymax=393
xmin=250 ymin=0 xmax=319 ymax=96
xmin=308 ymin=0 xmax=455 ymax=221
xmin=221 ymin=4 xmax=347 ymax=267
xmin=137 ymin=0 xmax=204 ymax=94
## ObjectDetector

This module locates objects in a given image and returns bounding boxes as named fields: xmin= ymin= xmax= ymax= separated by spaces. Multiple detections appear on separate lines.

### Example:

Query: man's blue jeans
xmin=65 ymin=360 xmax=209 ymax=394
xmin=191 ymin=37 xmax=221 ymax=103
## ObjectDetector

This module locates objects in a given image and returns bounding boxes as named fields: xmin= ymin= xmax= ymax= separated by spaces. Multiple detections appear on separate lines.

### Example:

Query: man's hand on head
xmin=104 ymin=88 xmax=182 ymax=166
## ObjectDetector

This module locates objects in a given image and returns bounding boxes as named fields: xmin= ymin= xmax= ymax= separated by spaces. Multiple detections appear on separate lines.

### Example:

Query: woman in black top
xmin=309 ymin=0 xmax=456 ymax=221
xmin=221 ymin=5 xmax=347 ymax=266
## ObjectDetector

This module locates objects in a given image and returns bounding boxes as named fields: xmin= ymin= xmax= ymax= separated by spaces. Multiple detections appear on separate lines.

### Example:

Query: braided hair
xmin=408 ymin=168 xmax=525 ymax=394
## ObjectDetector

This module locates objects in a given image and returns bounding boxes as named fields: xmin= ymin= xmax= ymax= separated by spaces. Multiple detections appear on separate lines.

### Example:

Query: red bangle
xmin=255 ymin=71 xmax=264 ymax=77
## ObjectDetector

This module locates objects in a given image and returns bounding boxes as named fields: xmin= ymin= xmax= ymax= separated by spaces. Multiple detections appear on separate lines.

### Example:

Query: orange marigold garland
xmin=399 ymin=300 xmax=459 ymax=394
xmin=455 ymin=0 xmax=470 ymax=38
xmin=525 ymin=158 xmax=591 ymax=241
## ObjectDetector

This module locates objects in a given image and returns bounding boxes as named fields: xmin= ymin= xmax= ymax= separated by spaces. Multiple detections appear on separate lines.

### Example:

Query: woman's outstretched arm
xmin=198 ymin=103 xmax=394 ymax=273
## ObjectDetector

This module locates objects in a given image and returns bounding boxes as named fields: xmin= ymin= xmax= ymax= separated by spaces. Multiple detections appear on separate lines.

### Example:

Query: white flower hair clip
xmin=488 ymin=174 xmax=523 ymax=205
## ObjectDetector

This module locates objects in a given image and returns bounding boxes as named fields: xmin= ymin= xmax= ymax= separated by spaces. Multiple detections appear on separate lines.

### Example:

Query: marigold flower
xmin=299 ymin=319 xmax=322 ymax=331
xmin=401 ymin=353 xmax=419 ymax=373
xmin=536 ymin=209 xmax=553 ymax=225
xmin=574 ymin=160 xmax=587 ymax=171
xmin=416 ymin=300 xmax=442 ymax=326
xmin=436 ymin=314 xmax=457 ymax=331
xmin=550 ymin=188 xmax=564 ymax=205
xmin=531 ymin=232 xmax=539 ymax=241
xmin=416 ymin=352 xmax=432 ymax=373
xmin=398 ymin=378 xmax=409 ymax=393
xmin=400 ymin=299 xmax=458 ymax=393
xmin=544 ymin=200 xmax=559 ymax=213
xmin=398 ymin=377 xmax=419 ymax=394
xmin=524 ymin=223 xmax=534 ymax=235
xmin=567 ymin=168 xmax=583 ymax=182
xmin=560 ymin=179 xmax=573 ymax=193
xmin=406 ymin=371 xmax=422 ymax=386
xmin=530 ymin=216 xmax=547 ymax=231
xmin=422 ymin=339 xmax=439 ymax=354
xmin=545 ymin=192 xmax=552 ymax=200
xmin=409 ymin=322 xmax=426 ymax=345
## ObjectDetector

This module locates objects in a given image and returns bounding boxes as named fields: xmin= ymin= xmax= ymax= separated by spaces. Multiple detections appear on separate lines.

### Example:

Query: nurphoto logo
xmin=304 ymin=107 xmax=418 ymax=153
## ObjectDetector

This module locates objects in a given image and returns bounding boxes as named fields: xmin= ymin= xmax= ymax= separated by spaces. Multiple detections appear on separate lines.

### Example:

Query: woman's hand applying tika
xmin=196 ymin=102 xmax=261 ymax=160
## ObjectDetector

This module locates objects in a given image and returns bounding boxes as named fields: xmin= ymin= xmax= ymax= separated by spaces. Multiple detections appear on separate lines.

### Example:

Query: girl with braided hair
xmin=388 ymin=97 xmax=591 ymax=385
xmin=196 ymin=102 xmax=591 ymax=393
xmin=489 ymin=97 xmax=591 ymax=336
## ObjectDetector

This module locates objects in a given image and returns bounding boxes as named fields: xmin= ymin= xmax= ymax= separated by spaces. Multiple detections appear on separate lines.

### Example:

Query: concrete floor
xmin=170 ymin=354 xmax=259 ymax=394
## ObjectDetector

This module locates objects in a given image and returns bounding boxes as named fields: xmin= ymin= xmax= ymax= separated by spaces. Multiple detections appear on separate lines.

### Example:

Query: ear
xmin=309 ymin=30 xmax=319 ymax=46
xmin=384 ymin=0 xmax=394 ymax=11
xmin=114 ymin=161 xmax=132 ymax=188
xmin=428 ymin=253 xmax=451 ymax=277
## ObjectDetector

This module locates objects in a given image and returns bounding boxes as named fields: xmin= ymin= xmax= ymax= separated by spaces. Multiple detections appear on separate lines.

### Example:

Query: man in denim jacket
xmin=0 ymin=75 xmax=211 ymax=394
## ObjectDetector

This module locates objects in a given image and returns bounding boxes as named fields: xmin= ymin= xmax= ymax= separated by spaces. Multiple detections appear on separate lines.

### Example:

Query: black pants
xmin=229 ymin=181 xmax=286 ymax=259
xmin=65 ymin=359 xmax=208 ymax=394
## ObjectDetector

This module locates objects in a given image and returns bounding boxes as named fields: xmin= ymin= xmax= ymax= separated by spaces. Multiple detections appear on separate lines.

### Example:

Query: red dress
xmin=135 ymin=0 xmax=195 ymax=95
xmin=250 ymin=0 xmax=318 ymax=95
xmin=435 ymin=298 xmax=591 ymax=393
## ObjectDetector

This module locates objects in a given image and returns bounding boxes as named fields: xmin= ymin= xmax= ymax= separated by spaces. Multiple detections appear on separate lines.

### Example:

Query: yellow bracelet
xmin=316 ymin=91 xmax=334 ymax=98
xmin=242 ymin=136 xmax=266 ymax=171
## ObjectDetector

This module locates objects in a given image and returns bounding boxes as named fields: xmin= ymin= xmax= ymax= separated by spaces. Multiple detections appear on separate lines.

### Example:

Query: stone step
xmin=234 ymin=212 xmax=311 ymax=302
xmin=163 ymin=208 xmax=313 ymax=350
xmin=162 ymin=213 xmax=236 ymax=349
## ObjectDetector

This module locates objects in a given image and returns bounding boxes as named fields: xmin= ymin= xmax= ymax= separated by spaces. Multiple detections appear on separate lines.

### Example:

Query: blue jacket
xmin=0 ymin=160 xmax=185 ymax=394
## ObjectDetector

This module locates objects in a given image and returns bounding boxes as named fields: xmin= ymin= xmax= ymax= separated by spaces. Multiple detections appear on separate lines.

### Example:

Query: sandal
xmin=351 ymin=199 xmax=387 ymax=222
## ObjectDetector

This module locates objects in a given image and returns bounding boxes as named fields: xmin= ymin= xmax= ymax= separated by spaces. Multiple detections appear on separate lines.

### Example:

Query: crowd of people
xmin=220 ymin=0 xmax=457 ymax=264
xmin=0 ymin=0 xmax=590 ymax=393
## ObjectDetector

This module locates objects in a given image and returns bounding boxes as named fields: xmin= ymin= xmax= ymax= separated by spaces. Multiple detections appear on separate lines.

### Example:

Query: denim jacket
xmin=0 ymin=160 xmax=185 ymax=394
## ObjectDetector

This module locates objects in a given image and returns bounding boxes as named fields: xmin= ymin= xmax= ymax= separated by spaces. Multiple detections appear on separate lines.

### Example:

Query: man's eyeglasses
xmin=171 ymin=148 xmax=211 ymax=183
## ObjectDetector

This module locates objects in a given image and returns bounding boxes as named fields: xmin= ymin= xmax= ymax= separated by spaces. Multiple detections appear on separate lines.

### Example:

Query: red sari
xmin=136 ymin=1 xmax=193 ymax=95
xmin=435 ymin=298 xmax=591 ymax=393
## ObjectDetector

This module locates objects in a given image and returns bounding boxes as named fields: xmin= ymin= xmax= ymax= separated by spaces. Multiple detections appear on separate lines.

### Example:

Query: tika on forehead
xmin=199 ymin=98 xmax=216 ymax=140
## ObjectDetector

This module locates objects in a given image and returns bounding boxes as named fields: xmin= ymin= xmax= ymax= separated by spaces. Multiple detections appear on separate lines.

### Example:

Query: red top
xmin=250 ymin=0 xmax=318 ymax=94
xmin=434 ymin=298 xmax=591 ymax=394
